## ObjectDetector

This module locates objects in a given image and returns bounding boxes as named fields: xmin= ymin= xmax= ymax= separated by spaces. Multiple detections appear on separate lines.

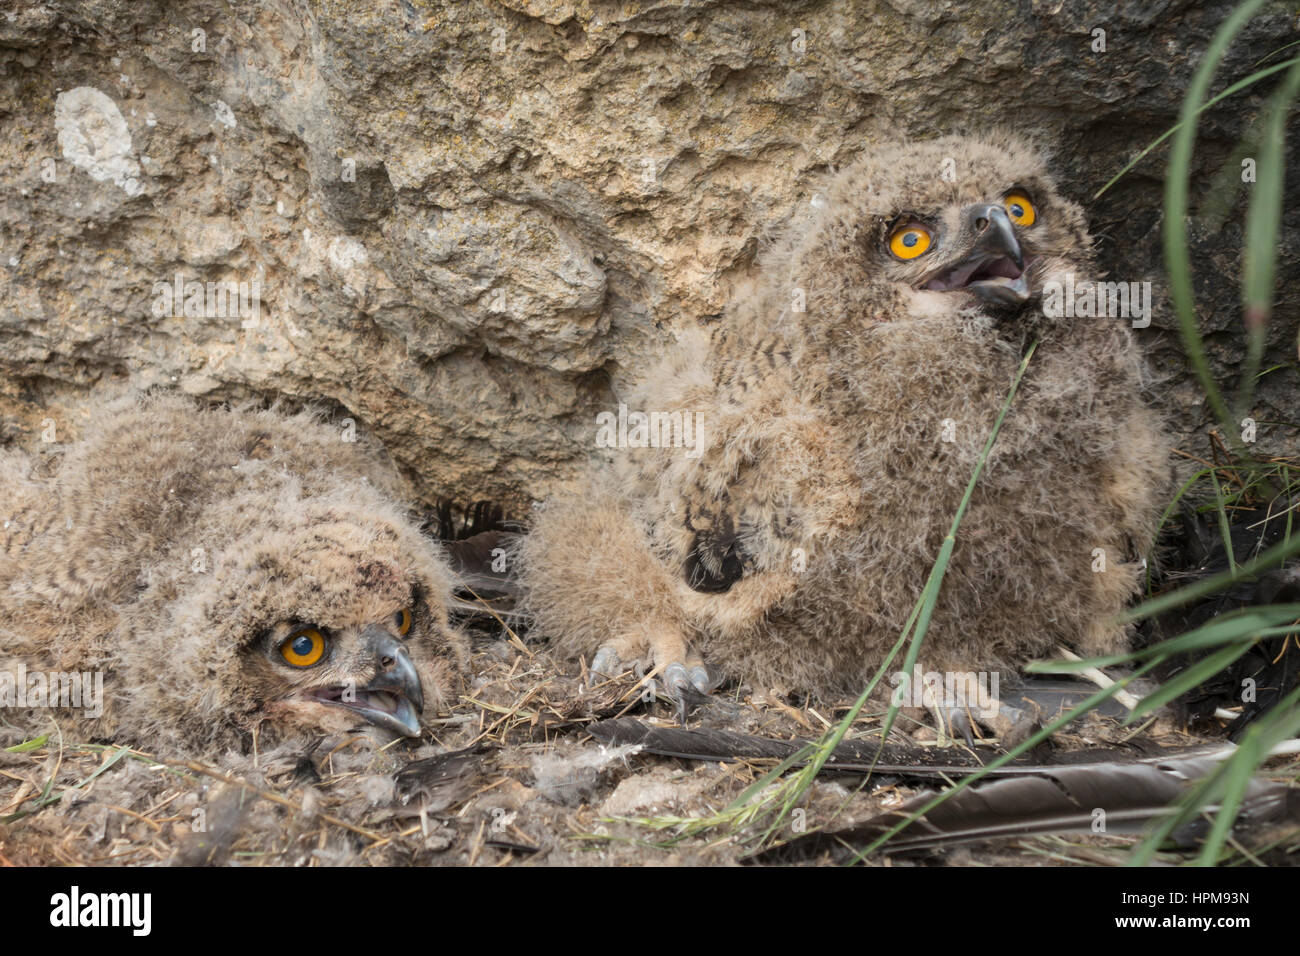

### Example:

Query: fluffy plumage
xmin=518 ymin=133 xmax=1170 ymax=696
xmin=0 ymin=395 xmax=467 ymax=754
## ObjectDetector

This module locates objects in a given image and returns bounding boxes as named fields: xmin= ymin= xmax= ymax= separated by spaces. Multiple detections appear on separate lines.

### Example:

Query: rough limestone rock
xmin=1 ymin=1 xmax=1296 ymax=512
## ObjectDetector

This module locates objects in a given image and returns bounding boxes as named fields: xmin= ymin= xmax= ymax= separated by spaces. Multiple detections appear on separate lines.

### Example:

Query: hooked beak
xmin=306 ymin=625 xmax=425 ymax=737
xmin=919 ymin=204 xmax=1032 ymax=308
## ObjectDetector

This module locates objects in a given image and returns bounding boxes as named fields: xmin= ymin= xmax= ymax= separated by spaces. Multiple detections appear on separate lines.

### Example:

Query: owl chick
xmin=0 ymin=395 xmax=468 ymax=754
xmin=518 ymin=133 xmax=1170 ymax=698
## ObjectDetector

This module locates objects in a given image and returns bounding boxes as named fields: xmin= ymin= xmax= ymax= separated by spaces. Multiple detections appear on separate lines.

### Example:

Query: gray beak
xmin=969 ymin=203 xmax=1024 ymax=271
xmin=306 ymin=625 xmax=425 ymax=738
xmin=363 ymin=625 xmax=425 ymax=712
xmin=920 ymin=203 xmax=1032 ymax=307
xmin=356 ymin=625 xmax=424 ymax=737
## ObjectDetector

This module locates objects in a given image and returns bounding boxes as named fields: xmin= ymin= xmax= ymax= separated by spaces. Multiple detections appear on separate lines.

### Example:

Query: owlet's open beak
xmin=306 ymin=625 xmax=425 ymax=737
xmin=920 ymin=203 xmax=1032 ymax=308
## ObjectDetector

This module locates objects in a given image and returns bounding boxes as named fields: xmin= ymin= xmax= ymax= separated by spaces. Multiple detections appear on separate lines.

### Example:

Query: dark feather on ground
xmin=589 ymin=717 xmax=1171 ymax=778
xmin=756 ymin=745 xmax=1300 ymax=862
xmin=393 ymin=744 xmax=489 ymax=814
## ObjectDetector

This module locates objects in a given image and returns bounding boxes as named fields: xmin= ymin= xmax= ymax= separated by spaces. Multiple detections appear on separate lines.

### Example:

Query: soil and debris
xmin=3 ymin=480 xmax=1300 ymax=867
xmin=3 ymin=630 xmax=1296 ymax=867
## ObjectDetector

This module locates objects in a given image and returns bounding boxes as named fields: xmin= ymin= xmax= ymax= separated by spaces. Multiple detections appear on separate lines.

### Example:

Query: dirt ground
xmin=6 ymin=605 xmax=1290 ymax=869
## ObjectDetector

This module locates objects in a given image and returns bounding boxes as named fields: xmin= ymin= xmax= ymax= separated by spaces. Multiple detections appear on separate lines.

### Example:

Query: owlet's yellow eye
xmin=281 ymin=628 xmax=326 ymax=667
xmin=888 ymin=223 xmax=933 ymax=260
xmin=393 ymin=608 xmax=412 ymax=636
xmin=1003 ymin=191 xmax=1036 ymax=227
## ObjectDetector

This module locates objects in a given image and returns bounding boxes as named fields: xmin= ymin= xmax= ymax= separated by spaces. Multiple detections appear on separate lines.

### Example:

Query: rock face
xmin=1 ymin=0 xmax=1296 ymax=512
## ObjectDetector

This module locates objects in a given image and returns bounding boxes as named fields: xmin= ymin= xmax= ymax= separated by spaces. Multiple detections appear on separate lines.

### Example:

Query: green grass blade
xmin=735 ymin=343 xmax=1042 ymax=850
xmin=1094 ymin=55 xmax=1299 ymax=199
xmin=1130 ymin=682 xmax=1300 ymax=865
xmin=1128 ymin=642 xmax=1254 ymax=721
xmin=1252 ymin=38 xmax=1300 ymax=66
xmin=1195 ymin=737 xmax=1258 ymax=865
xmin=1285 ymin=464 xmax=1294 ymax=551
xmin=1127 ymin=755 xmax=1234 ymax=864
xmin=1237 ymin=57 xmax=1300 ymax=419
xmin=1197 ymin=685 xmax=1300 ymax=864
xmin=1213 ymin=476 xmax=1238 ymax=574
xmin=872 ymin=342 xmax=1039 ymax=752
xmin=1032 ymin=605 xmax=1300 ymax=675
xmin=720 ymin=743 xmax=815 ymax=815
xmin=848 ymin=661 xmax=1162 ymax=863
xmin=1163 ymin=0 xmax=1270 ymax=438
xmin=70 ymin=745 xmax=132 ymax=789
xmin=1118 ymin=533 xmax=1300 ymax=623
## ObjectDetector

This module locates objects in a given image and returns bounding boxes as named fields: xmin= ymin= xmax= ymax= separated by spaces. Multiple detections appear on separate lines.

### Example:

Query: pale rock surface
xmin=1 ymin=1 xmax=1296 ymax=510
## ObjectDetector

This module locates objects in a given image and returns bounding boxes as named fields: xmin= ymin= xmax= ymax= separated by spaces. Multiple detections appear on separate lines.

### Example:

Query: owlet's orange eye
xmin=393 ymin=608 xmax=412 ymax=636
xmin=888 ymin=223 xmax=933 ymax=260
xmin=1003 ymin=191 xmax=1036 ymax=226
xmin=281 ymin=628 xmax=326 ymax=667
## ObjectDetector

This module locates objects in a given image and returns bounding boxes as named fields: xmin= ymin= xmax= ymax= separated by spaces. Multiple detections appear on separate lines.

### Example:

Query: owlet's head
xmin=150 ymin=489 xmax=468 ymax=750
xmin=778 ymin=133 xmax=1093 ymax=328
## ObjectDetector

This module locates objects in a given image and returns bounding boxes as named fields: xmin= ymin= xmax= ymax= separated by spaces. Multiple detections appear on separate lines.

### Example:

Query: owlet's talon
xmin=589 ymin=646 xmax=625 ymax=686
xmin=688 ymin=665 xmax=712 ymax=694
xmin=944 ymin=707 xmax=977 ymax=749
xmin=662 ymin=661 xmax=690 ymax=696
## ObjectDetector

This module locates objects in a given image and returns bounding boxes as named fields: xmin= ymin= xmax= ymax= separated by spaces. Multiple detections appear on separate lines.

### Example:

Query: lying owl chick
xmin=0 ymin=394 xmax=468 ymax=754
xmin=518 ymin=132 xmax=1170 ymax=699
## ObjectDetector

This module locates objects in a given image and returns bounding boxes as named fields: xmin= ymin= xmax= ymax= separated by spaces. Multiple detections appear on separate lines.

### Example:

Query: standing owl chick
xmin=0 ymin=394 xmax=468 ymax=754
xmin=519 ymin=133 xmax=1170 ymax=697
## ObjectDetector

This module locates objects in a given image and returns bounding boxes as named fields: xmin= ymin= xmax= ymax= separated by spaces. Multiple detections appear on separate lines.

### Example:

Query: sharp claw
xmin=590 ymin=646 xmax=623 ymax=685
xmin=663 ymin=662 xmax=690 ymax=695
xmin=945 ymin=707 xmax=976 ymax=749
xmin=688 ymin=665 xmax=711 ymax=694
